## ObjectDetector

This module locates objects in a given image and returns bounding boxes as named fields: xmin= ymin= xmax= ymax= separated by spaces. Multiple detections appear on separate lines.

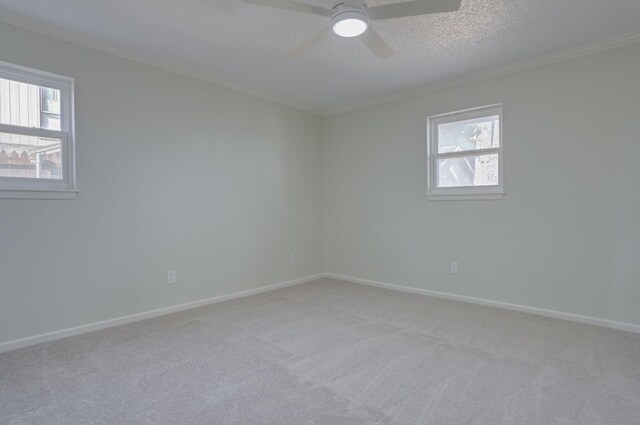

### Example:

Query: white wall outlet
xmin=289 ymin=253 xmax=296 ymax=264
xmin=167 ymin=270 xmax=177 ymax=284
xmin=450 ymin=262 xmax=458 ymax=274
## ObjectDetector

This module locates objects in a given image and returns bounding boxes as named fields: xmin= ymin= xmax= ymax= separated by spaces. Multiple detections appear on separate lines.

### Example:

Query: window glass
xmin=427 ymin=105 xmax=504 ymax=200
xmin=0 ymin=78 xmax=61 ymax=131
xmin=437 ymin=153 xmax=499 ymax=188
xmin=0 ymin=62 xmax=75 ymax=197
xmin=437 ymin=115 xmax=500 ymax=154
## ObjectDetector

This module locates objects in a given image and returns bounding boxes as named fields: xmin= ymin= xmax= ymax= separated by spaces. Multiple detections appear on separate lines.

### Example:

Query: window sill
xmin=0 ymin=189 xmax=78 ymax=200
xmin=426 ymin=192 xmax=505 ymax=201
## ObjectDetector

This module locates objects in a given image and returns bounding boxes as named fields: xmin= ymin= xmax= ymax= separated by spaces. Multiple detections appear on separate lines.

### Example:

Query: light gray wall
xmin=0 ymin=22 xmax=324 ymax=344
xmin=2 ymin=22 xmax=639 ymax=346
xmin=324 ymin=42 xmax=640 ymax=326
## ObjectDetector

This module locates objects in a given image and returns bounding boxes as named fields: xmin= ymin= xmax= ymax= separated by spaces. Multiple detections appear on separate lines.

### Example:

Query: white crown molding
xmin=324 ymin=273 xmax=640 ymax=334
xmin=0 ymin=273 xmax=323 ymax=353
xmin=2 ymin=8 xmax=640 ymax=120
xmin=323 ymin=30 xmax=640 ymax=116
xmin=0 ymin=8 xmax=320 ymax=115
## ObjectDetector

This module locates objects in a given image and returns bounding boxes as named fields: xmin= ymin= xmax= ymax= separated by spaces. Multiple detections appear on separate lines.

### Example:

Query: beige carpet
xmin=2 ymin=278 xmax=640 ymax=424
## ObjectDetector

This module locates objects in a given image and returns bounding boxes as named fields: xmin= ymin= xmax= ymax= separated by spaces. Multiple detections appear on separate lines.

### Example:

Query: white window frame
xmin=0 ymin=61 xmax=76 ymax=199
xmin=426 ymin=104 xmax=504 ymax=201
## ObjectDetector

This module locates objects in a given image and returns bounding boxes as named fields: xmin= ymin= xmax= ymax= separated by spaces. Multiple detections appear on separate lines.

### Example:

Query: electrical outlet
xmin=167 ymin=270 xmax=177 ymax=284
xmin=449 ymin=262 xmax=458 ymax=274
xmin=289 ymin=253 xmax=296 ymax=264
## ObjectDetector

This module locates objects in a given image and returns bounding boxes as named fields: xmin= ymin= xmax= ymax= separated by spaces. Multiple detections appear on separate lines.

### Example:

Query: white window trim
xmin=0 ymin=61 xmax=77 ymax=200
xmin=426 ymin=104 xmax=505 ymax=201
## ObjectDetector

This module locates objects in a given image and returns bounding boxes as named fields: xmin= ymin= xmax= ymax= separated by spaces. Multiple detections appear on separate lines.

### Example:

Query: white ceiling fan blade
xmin=368 ymin=0 xmax=462 ymax=21
xmin=243 ymin=0 xmax=332 ymax=17
xmin=360 ymin=29 xmax=394 ymax=60
xmin=288 ymin=28 xmax=332 ymax=58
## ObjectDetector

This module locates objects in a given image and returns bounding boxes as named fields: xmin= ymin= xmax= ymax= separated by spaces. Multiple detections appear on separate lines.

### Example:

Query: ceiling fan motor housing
xmin=331 ymin=0 xmax=369 ymax=36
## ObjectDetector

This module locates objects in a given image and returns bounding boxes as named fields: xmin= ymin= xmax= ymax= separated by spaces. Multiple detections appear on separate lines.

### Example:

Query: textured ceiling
xmin=1 ymin=0 xmax=640 ymax=114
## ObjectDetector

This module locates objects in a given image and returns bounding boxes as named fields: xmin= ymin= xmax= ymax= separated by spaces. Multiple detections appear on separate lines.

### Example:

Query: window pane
xmin=41 ymin=113 xmax=61 ymax=131
xmin=0 ymin=132 xmax=62 ymax=179
xmin=40 ymin=87 xmax=60 ymax=114
xmin=437 ymin=115 xmax=499 ymax=153
xmin=0 ymin=78 xmax=61 ymax=131
xmin=437 ymin=153 xmax=499 ymax=188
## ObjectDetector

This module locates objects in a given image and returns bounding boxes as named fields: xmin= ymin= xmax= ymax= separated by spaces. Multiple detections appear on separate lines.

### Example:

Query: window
xmin=427 ymin=105 xmax=504 ymax=200
xmin=0 ymin=61 xmax=76 ymax=199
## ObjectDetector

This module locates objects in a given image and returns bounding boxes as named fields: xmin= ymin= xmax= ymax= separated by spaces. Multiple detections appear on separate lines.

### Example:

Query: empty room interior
xmin=1 ymin=0 xmax=640 ymax=424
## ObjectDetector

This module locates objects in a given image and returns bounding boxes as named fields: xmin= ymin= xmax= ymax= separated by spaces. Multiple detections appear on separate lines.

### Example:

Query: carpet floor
xmin=2 ymin=278 xmax=640 ymax=424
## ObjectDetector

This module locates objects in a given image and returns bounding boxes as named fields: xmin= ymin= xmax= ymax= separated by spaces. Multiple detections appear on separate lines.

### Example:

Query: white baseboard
xmin=324 ymin=273 xmax=640 ymax=334
xmin=4 ymin=272 xmax=637 ymax=354
xmin=0 ymin=274 xmax=323 ymax=354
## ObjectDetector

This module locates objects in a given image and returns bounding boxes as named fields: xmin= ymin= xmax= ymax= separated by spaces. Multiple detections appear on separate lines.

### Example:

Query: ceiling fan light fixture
xmin=331 ymin=1 xmax=369 ymax=38
xmin=245 ymin=0 xmax=463 ymax=58
xmin=332 ymin=13 xmax=368 ymax=38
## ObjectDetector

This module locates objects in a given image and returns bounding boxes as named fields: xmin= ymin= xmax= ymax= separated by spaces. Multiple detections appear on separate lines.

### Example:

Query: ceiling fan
xmin=243 ymin=0 xmax=462 ymax=59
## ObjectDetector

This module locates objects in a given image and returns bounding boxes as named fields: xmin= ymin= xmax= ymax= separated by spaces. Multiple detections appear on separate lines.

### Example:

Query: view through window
xmin=0 ymin=62 xmax=75 ymax=198
xmin=427 ymin=105 xmax=504 ymax=200
xmin=0 ymin=78 xmax=62 ymax=179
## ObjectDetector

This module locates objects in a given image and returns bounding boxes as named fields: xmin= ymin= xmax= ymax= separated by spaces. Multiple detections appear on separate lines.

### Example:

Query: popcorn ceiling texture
xmin=0 ymin=0 xmax=639 ymax=112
